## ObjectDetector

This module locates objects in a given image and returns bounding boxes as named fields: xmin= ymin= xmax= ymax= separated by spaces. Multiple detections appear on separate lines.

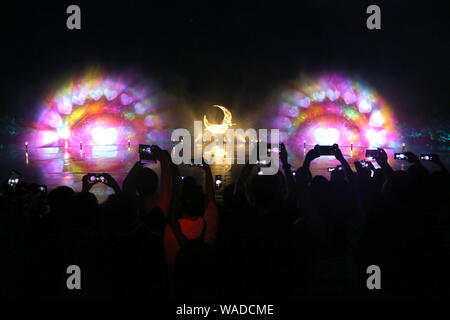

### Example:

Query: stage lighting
xmin=91 ymin=127 xmax=118 ymax=145
xmin=314 ymin=127 xmax=340 ymax=145
xmin=58 ymin=126 xmax=71 ymax=140
xmin=203 ymin=105 xmax=233 ymax=134
xmin=56 ymin=97 xmax=72 ymax=115
xmin=369 ymin=110 xmax=385 ymax=127
xmin=343 ymin=90 xmax=357 ymax=104
xmin=365 ymin=129 xmax=386 ymax=147
xmin=120 ymin=93 xmax=133 ymax=105
xmin=358 ymin=99 xmax=372 ymax=113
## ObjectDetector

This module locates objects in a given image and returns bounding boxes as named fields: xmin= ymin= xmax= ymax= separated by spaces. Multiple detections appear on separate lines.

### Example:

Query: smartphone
xmin=267 ymin=144 xmax=280 ymax=154
xmin=365 ymin=149 xmax=379 ymax=159
xmin=329 ymin=165 xmax=343 ymax=172
xmin=314 ymin=144 xmax=338 ymax=156
xmin=394 ymin=153 xmax=408 ymax=160
xmin=87 ymin=173 xmax=107 ymax=184
xmin=420 ymin=153 xmax=436 ymax=161
xmin=8 ymin=170 xmax=21 ymax=188
xmin=139 ymin=144 xmax=157 ymax=163
xmin=215 ymin=175 xmax=222 ymax=189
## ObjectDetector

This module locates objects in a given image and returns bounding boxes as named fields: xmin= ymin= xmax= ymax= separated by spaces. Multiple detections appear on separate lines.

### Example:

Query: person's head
xmin=136 ymin=168 xmax=158 ymax=196
xmin=382 ymin=170 xmax=410 ymax=208
xmin=250 ymin=172 xmax=284 ymax=209
xmin=48 ymin=186 xmax=74 ymax=213
xmin=180 ymin=177 xmax=205 ymax=218
xmin=101 ymin=193 xmax=139 ymax=233
xmin=311 ymin=175 xmax=329 ymax=197
xmin=69 ymin=192 xmax=98 ymax=228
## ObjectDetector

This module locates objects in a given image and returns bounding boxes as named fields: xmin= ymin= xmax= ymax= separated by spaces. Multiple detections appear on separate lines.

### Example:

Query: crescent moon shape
xmin=203 ymin=105 xmax=232 ymax=134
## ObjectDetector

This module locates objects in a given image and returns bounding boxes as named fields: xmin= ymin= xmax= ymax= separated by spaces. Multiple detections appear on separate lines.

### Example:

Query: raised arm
xmin=102 ymin=173 xmax=121 ymax=194
xmin=81 ymin=173 xmax=120 ymax=194
xmin=334 ymin=146 xmax=354 ymax=180
xmin=154 ymin=147 xmax=173 ymax=216
xmin=375 ymin=148 xmax=394 ymax=177
xmin=296 ymin=149 xmax=319 ymax=186
xmin=234 ymin=161 xmax=257 ymax=196
xmin=201 ymin=161 xmax=215 ymax=203
xmin=280 ymin=143 xmax=296 ymax=194
xmin=122 ymin=161 xmax=144 ymax=196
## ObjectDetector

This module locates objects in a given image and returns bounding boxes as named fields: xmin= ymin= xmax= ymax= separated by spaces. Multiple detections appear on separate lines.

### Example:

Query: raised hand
xmin=374 ymin=148 xmax=393 ymax=176
xmin=354 ymin=161 xmax=364 ymax=173
xmin=354 ymin=161 xmax=371 ymax=179
xmin=280 ymin=142 xmax=288 ymax=166
xmin=101 ymin=173 xmax=121 ymax=194
xmin=334 ymin=145 xmax=345 ymax=163
xmin=81 ymin=174 xmax=94 ymax=193
xmin=304 ymin=149 xmax=320 ymax=165
xmin=366 ymin=160 xmax=376 ymax=172
xmin=374 ymin=148 xmax=388 ymax=166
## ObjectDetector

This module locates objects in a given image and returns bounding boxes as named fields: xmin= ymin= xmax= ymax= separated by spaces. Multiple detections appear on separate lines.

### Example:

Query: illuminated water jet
xmin=272 ymin=74 xmax=400 ymax=158
xmin=203 ymin=105 xmax=233 ymax=134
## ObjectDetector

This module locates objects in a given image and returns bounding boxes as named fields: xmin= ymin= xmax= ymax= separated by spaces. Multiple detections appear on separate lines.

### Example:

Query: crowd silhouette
xmin=0 ymin=144 xmax=448 ymax=300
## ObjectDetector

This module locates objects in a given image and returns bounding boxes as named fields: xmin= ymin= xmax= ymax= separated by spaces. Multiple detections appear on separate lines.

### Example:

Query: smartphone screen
xmin=315 ymin=145 xmax=335 ymax=156
xmin=8 ymin=170 xmax=21 ymax=188
xmin=365 ymin=149 xmax=378 ymax=158
xmin=139 ymin=144 xmax=157 ymax=163
xmin=215 ymin=175 xmax=222 ymax=189
xmin=420 ymin=154 xmax=434 ymax=161
xmin=394 ymin=153 xmax=408 ymax=160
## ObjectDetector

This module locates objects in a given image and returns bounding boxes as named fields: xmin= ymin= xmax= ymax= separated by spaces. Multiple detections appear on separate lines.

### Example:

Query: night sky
xmin=0 ymin=0 xmax=448 ymax=129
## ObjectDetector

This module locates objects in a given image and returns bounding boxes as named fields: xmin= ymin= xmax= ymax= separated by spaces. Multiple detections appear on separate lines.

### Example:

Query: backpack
xmin=170 ymin=219 xmax=215 ymax=297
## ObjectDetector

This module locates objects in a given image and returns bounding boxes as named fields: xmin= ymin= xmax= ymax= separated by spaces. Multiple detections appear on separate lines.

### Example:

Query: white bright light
xmin=358 ymin=99 xmax=372 ymax=113
xmin=366 ymin=129 xmax=386 ymax=147
xmin=369 ymin=110 xmax=385 ymax=127
xmin=314 ymin=127 xmax=340 ymax=145
xmin=91 ymin=127 xmax=118 ymax=145
xmin=58 ymin=127 xmax=71 ymax=140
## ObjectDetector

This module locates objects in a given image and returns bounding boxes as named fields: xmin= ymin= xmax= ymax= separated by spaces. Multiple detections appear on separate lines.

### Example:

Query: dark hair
xmin=136 ymin=168 xmax=158 ymax=196
xmin=181 ymin=178 xmax=205 ymax=217
xmin=69 ymin=192 xmax=98 ymax=228
xmin=101 ymin=194 xmax=139 ymax=232
xmin=48 ymin=186 xmax=74 ymax=212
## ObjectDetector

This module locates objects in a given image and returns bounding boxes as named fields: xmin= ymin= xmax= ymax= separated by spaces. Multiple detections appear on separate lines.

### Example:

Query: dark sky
xmin=0 ymin=0 xmax=449 ymax=127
